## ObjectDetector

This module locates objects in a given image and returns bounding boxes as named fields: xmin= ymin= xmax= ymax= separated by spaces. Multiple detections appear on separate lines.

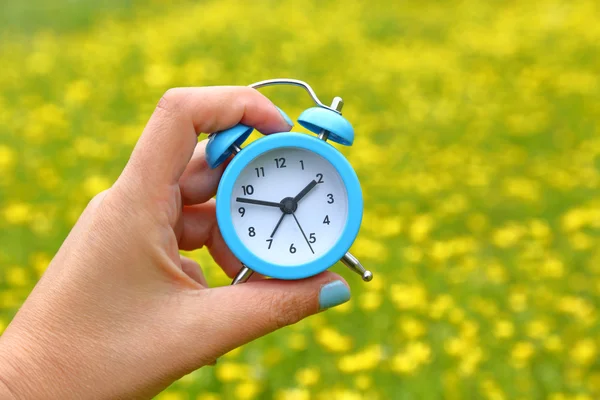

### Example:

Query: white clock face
xmin=230 ymin=147 xmax=348 ymax=267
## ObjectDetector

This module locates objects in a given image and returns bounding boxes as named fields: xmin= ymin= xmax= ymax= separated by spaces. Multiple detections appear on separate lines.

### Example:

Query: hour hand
xmin=293 ymin=180 xmax=318 ymax=203
xmin=236 ymin=197 xmax=281 ymax=208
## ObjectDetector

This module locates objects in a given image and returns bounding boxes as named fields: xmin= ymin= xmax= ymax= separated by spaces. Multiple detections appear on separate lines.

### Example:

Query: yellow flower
xmin=235 ymin=381 xmax=261 ymax=400
xmin=295 ymin=367 xmax=320 ymax=387
xmin=5 ymin=266 xmax=28 ymax=287
xmin=215 ymin=362 xmax=250 ymax=382
xmin=275 ymin=389 xmax=310 ymax=400
xmin=358 ymin=291 xmax=381 ymax=311
xmin=409 ymin=214 xmax=434 ymax=242
xmin=83 ymin=175 xmax=112 ymax=198
xmin=391 ymin=341 xmax=431 ymax=375
xmin=389 ymin=283 xmax=428 ymax=311
xmin=511 ymin=342 xmax=535 ymax=367
xmin=492 ymin=224 xmax=526 ymax=248
xmin=0 ymin=145 xmax=16 ymax=171
xmin=509 ymin=290 xmax=527 ymax=312
xmin=503 ymin=177 xmax=540 ymax=202
xmin=429 ymin=294 xmax=454 ymax=319
xmin=526 ymin=319 xmax=549 ymax=340
xmin=3 ymin=203 xmax=32 ymax=224
xmin=315 ymin=327 xmax=352 ymax=353
xmin=570 ymin=339 xmax=597 ymax=366
xmin=337 ymin=345 xmax=382 ymax=373
xmin=399 ymin=317 xmax=426 ymax=339
xmin=64 ymin=79 xmax=92 ymax=105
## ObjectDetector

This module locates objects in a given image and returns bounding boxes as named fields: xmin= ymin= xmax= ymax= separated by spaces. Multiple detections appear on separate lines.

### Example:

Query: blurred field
xmin=1 ymin=0 xmax=600 ymax=399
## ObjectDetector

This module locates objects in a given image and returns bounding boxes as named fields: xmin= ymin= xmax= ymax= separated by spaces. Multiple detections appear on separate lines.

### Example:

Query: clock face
xmin=230 ymin=147 xmax=349 ymax=267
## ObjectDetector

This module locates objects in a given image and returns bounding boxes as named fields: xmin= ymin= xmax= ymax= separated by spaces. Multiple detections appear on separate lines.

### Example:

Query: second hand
xmin=292 ymin=213 xmax=314 ymax=254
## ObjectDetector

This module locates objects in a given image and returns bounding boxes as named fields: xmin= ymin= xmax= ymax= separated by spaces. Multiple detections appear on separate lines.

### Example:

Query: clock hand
xmin=236 ymin=197 xmax=281 ymax=208
xmin=293 ymin=180 xmax=318 ymax=203
xmin=270 ymin=212 xmax=287 ymax=238
xmin=292 ymin=212 xmax=314 ymax=254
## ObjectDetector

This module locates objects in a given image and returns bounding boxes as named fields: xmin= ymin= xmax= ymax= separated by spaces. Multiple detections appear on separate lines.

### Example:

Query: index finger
xmin=122 ymin=86 xmax=293 ymax=189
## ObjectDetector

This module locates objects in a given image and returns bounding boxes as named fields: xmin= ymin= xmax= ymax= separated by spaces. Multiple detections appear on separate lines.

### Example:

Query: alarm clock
xmin=205 ymin=79 xmax=372 ymax=285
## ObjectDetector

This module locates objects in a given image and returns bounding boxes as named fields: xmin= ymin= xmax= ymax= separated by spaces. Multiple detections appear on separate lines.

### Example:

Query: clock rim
xmin=216 ymin=132 xmax=363 ymax=280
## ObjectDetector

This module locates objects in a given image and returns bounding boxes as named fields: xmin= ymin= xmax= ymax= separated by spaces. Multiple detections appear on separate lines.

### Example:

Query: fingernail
xmin=275 ymin=106 xmax=294 ymax=127
xmin=319 ymin=280 xmax=351 ymax=310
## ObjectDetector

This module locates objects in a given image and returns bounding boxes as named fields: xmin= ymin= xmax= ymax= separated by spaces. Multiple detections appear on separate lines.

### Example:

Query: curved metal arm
xmin=248 ymin=78 xmax=341 ymax=114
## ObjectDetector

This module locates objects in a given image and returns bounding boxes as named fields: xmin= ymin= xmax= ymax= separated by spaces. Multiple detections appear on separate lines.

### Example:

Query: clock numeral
xmin=327 ymin=193 xmax=334 ymax=204
xmin=242 ymin=185 xmax=254 ymax=196
xmin=323 ymin=215 xmax=331 ymax=225
xmin=289 ymin=243 xmax=297 ymax=253
xmin=266 ymin=239 xmax=273 ymax=249
xmin=316 ymin=173 xmax=324 ymax=184
xmin=299 ymin=160 xmax=305 ymax=170
xmin=238 ymin=207 xmax=245 ymax=217
xmin=309 ymin=233 xmax=316 ymax=243
xmin=274 ymin=157 xmax=286 ymax=168
xmin=248 ymin=227 xmax=256 ymax=237
xmin=254 ymin=167 xmax=265 ymax=178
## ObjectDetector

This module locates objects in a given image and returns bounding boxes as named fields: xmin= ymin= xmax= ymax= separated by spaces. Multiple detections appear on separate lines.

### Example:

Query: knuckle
xmin=267 ymin=292 xmax=305 ymax=330
xmin=87 ymin=189 xmax=110 ymax=209
xmin=156 ymin=87 xmax=186 ymax=113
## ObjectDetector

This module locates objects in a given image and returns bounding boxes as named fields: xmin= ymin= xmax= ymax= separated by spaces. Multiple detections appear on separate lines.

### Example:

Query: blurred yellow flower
xmin=83 ymin=175 xmax=112 ymax=198
xmin=511 ymin=342 xmax=535 ymax=368
xmin=295 ymin=367 xmax=320 ymax=387
xmin=0 ymin=145 xmax=16 ymax=171
xmin=570 ymin=339 xmax=597 ymax=366
xmin=276 ymin=388 xmax=310 ymax=400
xmin=409 ymin=214 xmax=434 ymax=243
xmin=315 ymin=327 xmax=352 ymax=353
xmin=338 ymin=345 xmax=382 ymax=373
xmin=398 ymin=317 xmax=426 ymax=339
xmin=389 ymin=284 xmax=428 ymax=311
xmin=3 ymin=203 xmax=32 ymax=224
xmin=215 ymin=362 xmax=250 ymax=382
xmin=235 ymin=381 xmax=261 ymax=400
xmin=5 ymin=266 xmax=28 ymax=287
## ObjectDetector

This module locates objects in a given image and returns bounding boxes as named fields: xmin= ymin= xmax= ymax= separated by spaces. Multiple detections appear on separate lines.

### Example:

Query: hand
xmin=292 ymin=213 xmax=315 ymax=254
xmin=293 ymin=179 xmax=318 ymax=203
xmin=270 ymin=212 xmax=287 ymax=238
xmin=236 ymin=197 xmax=281 ymax=208
xmin=0 ymin=87 xmax=351 ymax=400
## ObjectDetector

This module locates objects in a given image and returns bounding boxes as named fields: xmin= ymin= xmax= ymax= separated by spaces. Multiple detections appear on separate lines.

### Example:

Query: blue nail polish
xmin=319 ymin=280 xmax=351 ymax=310
xmin=275 ymin=106 xmax=294 ymax=127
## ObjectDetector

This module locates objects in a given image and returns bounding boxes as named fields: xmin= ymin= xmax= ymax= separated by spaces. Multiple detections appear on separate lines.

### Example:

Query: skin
xmin=0 ymin=87 xmax=348 ymax=399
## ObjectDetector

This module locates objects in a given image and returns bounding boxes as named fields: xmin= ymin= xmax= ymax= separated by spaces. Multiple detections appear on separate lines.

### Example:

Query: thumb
xmin=198 ymin=272 xmax=350 ymax=357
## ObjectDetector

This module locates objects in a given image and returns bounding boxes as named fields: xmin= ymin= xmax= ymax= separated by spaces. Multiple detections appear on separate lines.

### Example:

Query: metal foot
xmin=231 ymin=264 xmax=254 ymax=285
xmin=341 ymin=252 xmax=373 ymax=282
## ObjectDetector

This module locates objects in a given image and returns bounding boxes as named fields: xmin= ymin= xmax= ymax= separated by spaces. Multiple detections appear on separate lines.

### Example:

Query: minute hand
xmin=293 ymin=180 xmax=318 ymax=203
xmin=236 ymin=198 xmax=281 ymax=208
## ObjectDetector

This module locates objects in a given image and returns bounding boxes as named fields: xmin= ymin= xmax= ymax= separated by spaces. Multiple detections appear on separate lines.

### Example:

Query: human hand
xmin=0 ymin=87 xmax=351 ymax=399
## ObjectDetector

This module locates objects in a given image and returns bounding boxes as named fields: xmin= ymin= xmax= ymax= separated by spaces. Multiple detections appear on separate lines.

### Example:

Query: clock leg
xmin=341 ymin=252 xmax=373 ymax=282
xmin=231 ymin=264 xmax=254 ymax=285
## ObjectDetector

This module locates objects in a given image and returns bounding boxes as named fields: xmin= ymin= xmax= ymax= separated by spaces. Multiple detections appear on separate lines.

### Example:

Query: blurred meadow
xmin=1 ymin=0 xmax=600 ymax=398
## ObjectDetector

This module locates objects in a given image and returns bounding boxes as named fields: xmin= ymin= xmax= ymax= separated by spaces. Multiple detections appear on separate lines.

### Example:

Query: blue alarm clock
xmin=205 ymin=79 xmax=373 ymax=285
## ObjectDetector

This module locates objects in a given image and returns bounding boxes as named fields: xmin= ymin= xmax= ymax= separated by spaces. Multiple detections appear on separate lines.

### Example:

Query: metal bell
xmin=205 ymin=124 xmax=253 ymax=169
xmin=298 ymin=107 xmax=354 ymax=145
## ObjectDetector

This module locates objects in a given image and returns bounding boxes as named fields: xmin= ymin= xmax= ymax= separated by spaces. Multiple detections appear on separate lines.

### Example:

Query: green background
xmin=1 ymin=0 xmax=599 ymax=399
